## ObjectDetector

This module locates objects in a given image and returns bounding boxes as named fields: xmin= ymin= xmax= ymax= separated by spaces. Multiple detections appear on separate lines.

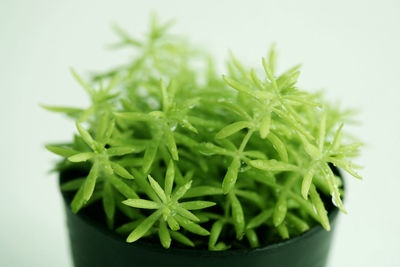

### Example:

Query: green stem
xmin=238 ymin=129 xmax=254 ymax=153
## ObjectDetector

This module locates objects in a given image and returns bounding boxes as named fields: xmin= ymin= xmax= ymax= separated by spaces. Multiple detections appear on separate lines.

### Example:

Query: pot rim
xmin=60 ymin=168 xmax=342 ymax=257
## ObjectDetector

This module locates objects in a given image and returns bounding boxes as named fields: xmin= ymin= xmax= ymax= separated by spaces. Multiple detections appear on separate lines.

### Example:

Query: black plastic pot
xmin=60 ymin=169 xmax=341 ymax=267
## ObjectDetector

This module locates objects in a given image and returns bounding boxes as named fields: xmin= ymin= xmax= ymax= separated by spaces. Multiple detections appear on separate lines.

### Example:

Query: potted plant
xmin=44 ymin=16 xmax=362 ymax=267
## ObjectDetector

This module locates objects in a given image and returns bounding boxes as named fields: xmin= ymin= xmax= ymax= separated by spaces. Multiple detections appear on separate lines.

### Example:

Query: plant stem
xmin=239 ymin=129 xmax=254 ymax=153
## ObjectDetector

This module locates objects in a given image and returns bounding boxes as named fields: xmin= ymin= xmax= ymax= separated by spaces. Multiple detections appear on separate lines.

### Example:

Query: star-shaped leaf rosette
xmin=45 ymin=116 xmax=143 ymax=227
xmin=118 ymin=160 xmax=214 ymax=248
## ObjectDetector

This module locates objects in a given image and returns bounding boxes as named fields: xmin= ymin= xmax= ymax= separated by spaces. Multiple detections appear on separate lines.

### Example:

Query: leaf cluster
xmin=44 ymin=15 xmax=362 ymax=250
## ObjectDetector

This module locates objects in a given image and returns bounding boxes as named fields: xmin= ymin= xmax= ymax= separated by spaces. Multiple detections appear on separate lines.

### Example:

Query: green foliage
xmin=45 ymin=15 xmax=362 ymax=249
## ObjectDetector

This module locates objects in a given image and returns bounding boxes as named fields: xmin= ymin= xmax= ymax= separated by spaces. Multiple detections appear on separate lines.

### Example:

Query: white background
xmin=1 ymin=1 xmax=399 ymax=266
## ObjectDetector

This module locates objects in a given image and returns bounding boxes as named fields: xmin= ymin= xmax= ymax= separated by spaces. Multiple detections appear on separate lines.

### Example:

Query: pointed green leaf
xmin=103 ymin=119 xmax=115 ymax=143
xmin=68 ymin=152 xmax=95 ymax=162
xmin=111 ymin=162 xmax=134 ymax=179
xmin=259 ymin=114 xmax=271 ymax=139
xmin=247 ymin=209 xmax=273 ymax=229
xmin=179 ymin=119 xmax=198 ymax=133
xmin=277 ymin=63 xmax=300 ymax=85
xmin=285 ymin=94 xmax=319 ymax=107
xmin=167 ymin=216 xmax=180 ymax=231
xmin=126 ymin=210 xmax=162 ymax=243
xmin=107 ymin=146 xmax=144 ymax=156
xmin=182 ymin=169 xmax=194 ymax=184
xmin=83 ymin=160 xmax=100 ymax=201
xmin=175 ymin=215 xmax=210 ymax=236
xmin=217 ymin=100 xmax=251 ymax=120
xmin=45 ymin=145 xmax=78 ymax=158
xmin=108 ymin=174 xmax=138 ymax=199
xmin=301 ymin=164 xmax=317 ymax=199
xmin=149 ymin=111 xmax=165 ymax=118
xmin=116 ymin=220 xmax=142 ymax=235
xmin=170 ymin=132 xmax=199 ymax=148
xmin=114 ymin=112 xmax=154 ymax=122
xmin=273 ymin=194 xmax=287 ymax=227
xmin=71 ymin=68 xmax=92 ymax=95
xmin=216 ymin=121 xmax=252 ymax=139
xmin=122 ymin=199 xmax=160 ymax=209
xmin=286 ymin=213 xmax=309 ymax=233
xmin=73 ymin=134 xmax=88 ymax=151
xmin=171 ymin=181 xmax=192 ymax=202
xmin=158 ymin=220 xmax=171 ymax=249
xmin=61 ymin=178 xmax=85 ymax=191
xmin=303 ymin=141 xmax=320 ymax=159
xmin=262 ymin=57 xmax=278 ymax=92
xmin=328 ymin=158 xmax=362 ymax=180
xmin=246 ymin=229 xmax=259 ymax=248
xmin=164 ymin=160 xmax=175 ymax=197
xmin=148 ymin=175 xmax=167 ymax=203
xmin=229 ymin=193 xmax=245 ymax=239
xmin=273 ymin=108 xmax=313 ymax=140
xmin=276 ymin=222 xmax=289 ymax=239
xmin=211 ymin=242 xmax=230 ymax=251
xmin=249 ymin=159 xmax=298 ymax=171
xmin=170 ymin=231 xmax=194 ymax=247
xmin=183 ymin=186 xmax=223 ymax=198
xmin=267 ymin=132 xmax=288 ymax=162
xmin=142 ymin=132 xmax=161 ymax=173
xmin=250 ymin=69 xmax=264 ymax=90
xmin=114 ymin=192 xmax=143 ymax=220
xmin=235 ymin=190 xmax=265 ymax=208
xmin=160 ymin=79 xmax=169 ymax=113
xmin=274 ymin=174 xmax=296 ymax=226
xmin=229 ymin=51 xmax=250 ymax=79
xmin=175 ymin=206 xmax=199 ymax=222
xmin=287 ymin=190 xmax=320 ymax=222
xmin=209 ymin=220 xmax=224 ymax=249
xmin=130 ymin=169 xmax=159 ymax=201
xmin=97 ymin=112 xmax=110 ymax=143
xmin=71 ymin=184 xmax=85 ymax=213
xmin=75 ymin=122 xmax=97 ymax=150
xmin=111 ymin=24 xmax=142 ymax=47
xmin=244 ymin=168 xmax=276 ymax=186
xmin=78 ymin=106 xmax=96 ymax=122
xmin=242 ymin=150 xmax=267 ymax=159
xmin=164 ymin=127 xmax=179 ymax=160
xmin=330 ymin=123 xmax=344 ymax=151
xmin=105 ymin=73 xmax=120 ymax=92
xmin=268 ymin=44 xmax=277 ymax=75
xmin=197 ymin=142 xmax=232 ymax=156
xmin=322 ymin=164 xmax=347 ymax=213
xmin=318 ymin=113 xmax=327 ymax=152
xmin=222 ymin=157 xmax=241 ymax=194
xmin=222 ymin=75 xmax=253 ymax=96
xmin=337 ymin=142 xmax=363 ymax=154
xmin=179 ymin=201 xmax=216 ymax=210
xmin=40 ymin=104 xmax=83 ymax=116
xmin=103 ymin=181 xmax=115 ymax=229
xmin=309 ymin=184 xmax=330 ymax=231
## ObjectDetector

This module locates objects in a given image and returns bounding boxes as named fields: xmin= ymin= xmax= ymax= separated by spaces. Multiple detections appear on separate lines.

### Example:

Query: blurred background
xmin=1 ymin=0 xmax=399 ymax=266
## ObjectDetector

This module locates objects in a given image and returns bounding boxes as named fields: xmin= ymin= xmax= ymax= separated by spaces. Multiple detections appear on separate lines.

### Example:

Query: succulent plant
xmin=44 ymin=16 xmax=362 ymax=250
